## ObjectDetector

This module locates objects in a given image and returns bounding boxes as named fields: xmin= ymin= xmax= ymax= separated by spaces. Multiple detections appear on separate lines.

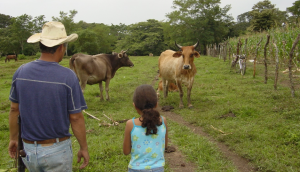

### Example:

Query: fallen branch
xmin=210 ymin=125 xmax=232 ymax=135
xmin=83 ymin=110 xmax=102 ymax=121
xmin=83 ymin=110 xmax=119 ymax=126
xmin=103 ymin=112 xmax=119 ymax=126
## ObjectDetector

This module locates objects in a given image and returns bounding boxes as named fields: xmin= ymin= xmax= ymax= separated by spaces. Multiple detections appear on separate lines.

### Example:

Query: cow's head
xmin=118 ymin=49 xmax=134 ymax=68
xmin=173 ymin=41 xmax=200 ymax=69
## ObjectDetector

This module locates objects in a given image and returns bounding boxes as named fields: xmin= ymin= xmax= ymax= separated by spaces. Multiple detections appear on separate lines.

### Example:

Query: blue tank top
xmin=128 ymin=116 xmax=166 ymax=170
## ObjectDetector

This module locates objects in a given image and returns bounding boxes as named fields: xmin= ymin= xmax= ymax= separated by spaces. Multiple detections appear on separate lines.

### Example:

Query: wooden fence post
xmin=288 ymin=34 xmax=300 ymax=97
xmin=264 ymin=35 xmax=270 ymax=84
xmin=244 ymin=39 xmax=248 ymax=72
xmin=253 ymin=37 xmax=263 ymax=78
xmin=273 ymin=40 xmax=279 ymax=90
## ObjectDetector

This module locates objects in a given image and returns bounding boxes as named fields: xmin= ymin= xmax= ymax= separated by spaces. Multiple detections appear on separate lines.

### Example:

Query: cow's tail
xmin=69 ymin=54 xmax=79 ymax=77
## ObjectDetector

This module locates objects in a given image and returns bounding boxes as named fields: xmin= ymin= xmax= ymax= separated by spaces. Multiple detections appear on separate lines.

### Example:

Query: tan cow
xmin=69 ymin=50 xmax=134 ymax=100
xmin=157 ymin=80 xmax=178 ymax=92
xmin=158 ymin=41 xmax=200 ymax=108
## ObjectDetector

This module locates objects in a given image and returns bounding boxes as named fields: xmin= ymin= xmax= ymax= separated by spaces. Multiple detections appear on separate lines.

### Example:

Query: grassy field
xmin=0 ymin=55 xmax=300 ymax=171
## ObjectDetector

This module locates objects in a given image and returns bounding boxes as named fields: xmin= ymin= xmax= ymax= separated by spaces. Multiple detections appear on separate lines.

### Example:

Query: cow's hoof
xmin=188 ymin=105 xmax=194 ymax=109
xmin=179 ymin=105 xmax=184 ymax=109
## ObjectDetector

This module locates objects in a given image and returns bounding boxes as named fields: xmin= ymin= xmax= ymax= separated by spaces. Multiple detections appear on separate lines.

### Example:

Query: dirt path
xmin=151 ymin=75 xmax=256 ymax=172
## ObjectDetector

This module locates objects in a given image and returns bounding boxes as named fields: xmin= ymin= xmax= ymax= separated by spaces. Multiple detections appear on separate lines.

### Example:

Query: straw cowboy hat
xmin=27 ymin=21 xmax=78 ymax=47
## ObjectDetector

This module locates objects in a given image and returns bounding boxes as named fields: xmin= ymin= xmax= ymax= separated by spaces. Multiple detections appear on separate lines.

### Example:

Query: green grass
xmin=1 ymin=55 xmax=300 ymax=171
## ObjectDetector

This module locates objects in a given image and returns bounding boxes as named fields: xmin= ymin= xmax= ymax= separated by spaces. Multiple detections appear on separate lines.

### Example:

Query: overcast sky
xmin=0 ymin=0 xmax=296 ymax=25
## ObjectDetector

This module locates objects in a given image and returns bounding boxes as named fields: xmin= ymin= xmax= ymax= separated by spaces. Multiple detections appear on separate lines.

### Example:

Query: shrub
xmin=35 ymin=52 xmax=41 ymax=58
xmin=18 ymin=54 xmax=26 ymax=60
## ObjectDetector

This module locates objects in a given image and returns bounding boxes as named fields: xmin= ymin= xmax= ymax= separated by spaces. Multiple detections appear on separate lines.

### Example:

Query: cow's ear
xmin=173 ymin=51 xmax=182 ymax=58
xmin=118 ymin=53 xmax=123 ymax=58
xmin=194 ymin=51 xmax=200 ymax=58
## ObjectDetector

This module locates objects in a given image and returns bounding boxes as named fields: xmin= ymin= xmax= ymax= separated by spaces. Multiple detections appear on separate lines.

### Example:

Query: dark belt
xmin=23 ymin=136 xmax=70 ymax=144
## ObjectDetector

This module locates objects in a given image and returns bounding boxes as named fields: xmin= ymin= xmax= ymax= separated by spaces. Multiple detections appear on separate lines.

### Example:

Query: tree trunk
xmin=253 ymin=37 xmax=263 ymax=78
xmin=206 ymin=44 xmax=209 ymax=56
xmin=288 ymin=34 xmax=300 ymax=97
xmin=264 ymin=35 xmax=270 ymax=84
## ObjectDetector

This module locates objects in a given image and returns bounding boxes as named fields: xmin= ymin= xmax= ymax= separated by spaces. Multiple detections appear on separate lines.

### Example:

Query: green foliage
xmin=0 ymin=13 xmax=12 ymax=28
xmin=73 ymin=29 xmax=99 ymax=54
xmin=248 ymin=0 xmax=287 ymax=32
xmin=17 ymin=54 xmax=26 ymax=60
xmin=35 ymin=52 xmax=41 ymax=58
xmin=115 ymin=19 xmax=166 ymax=56
xmin=166 ymin=0 xmax=233 ymax=50
xmin=52 ymin=10 xmax=78 ymax=35
xmin=9 ymin=14 xmax=36 ymax=54
xmin=287 ymin=0 xmax=300 ymax=24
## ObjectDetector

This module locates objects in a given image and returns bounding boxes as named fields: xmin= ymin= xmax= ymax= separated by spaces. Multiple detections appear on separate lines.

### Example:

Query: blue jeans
xmin=21 ymin=139 xmax=73 ymax=172
xmin=128 ymin=167 xmax=164 ymax=172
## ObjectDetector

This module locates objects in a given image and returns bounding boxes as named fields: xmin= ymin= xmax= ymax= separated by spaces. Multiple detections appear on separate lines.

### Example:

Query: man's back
xmin=9 ymin=60 xmax=87 ymax=141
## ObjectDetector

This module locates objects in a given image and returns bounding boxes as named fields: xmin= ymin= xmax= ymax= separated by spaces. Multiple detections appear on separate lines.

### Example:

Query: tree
xmin=110 ymin=23 xmax=128 ymax=40
xmin=0 ymin=13 xmax=12 ymax=28
xmin=92 ymin=24 xmax=117 ymax=53
xmin=166 ymin=0 xmax=233 ymax=54
xmin=248 ymin=0 xmax=287 ymax=32
xmin=9 ymin=14 xmax=34 ymax=54
xmin=52 ymin=10 xmax=78 ymax=34
xmin=73 ymin=23 xmax=117 ymax=54
xmin=287 ymin=0 xmax=300 ymax=24
xmin=115 ymin=19 xmax=167 ymax=56
xmin=73 ymin=29 xmax=99 ymax=54
xmin=52 ymin=10 xmax=78 ymax=55
xmin=32 ymin=15 xmax=47 ymax=33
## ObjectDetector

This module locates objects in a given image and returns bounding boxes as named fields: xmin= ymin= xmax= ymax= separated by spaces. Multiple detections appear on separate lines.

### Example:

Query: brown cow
xmin=69 ymin=50 xmax=134 ymax=100
xmin=5 ymin=55 xmax=18 ymax=63
xmin=158 ymin=41 xmax=200 ymax=108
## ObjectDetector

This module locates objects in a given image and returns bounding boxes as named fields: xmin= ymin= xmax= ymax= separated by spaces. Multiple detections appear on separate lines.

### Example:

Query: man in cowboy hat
xmin=8 ymin=21 xmax=89 ymax=171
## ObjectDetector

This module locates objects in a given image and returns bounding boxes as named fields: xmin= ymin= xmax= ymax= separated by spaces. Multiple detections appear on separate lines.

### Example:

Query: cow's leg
xmin=187 ymin=79 xmax=194 ymax=108
xmin=80 ymin=80 xmax=87 ymax=93
xmin=77 ymin=73 xmax=88 ymax=93
xmin=187 ymin=87 xmax=193 ymax=108
xmin=105 ymin=79 xmax=110 ymax=100
xmin=166 ymin=80 xmax=170 ymax=97
xmin=98 ymin=82 xmax=104 ymax=101
xmin=162 ymin=78 xmax=168 ymax=98
xmin=176 ymin=81 xmax=184 ymax=108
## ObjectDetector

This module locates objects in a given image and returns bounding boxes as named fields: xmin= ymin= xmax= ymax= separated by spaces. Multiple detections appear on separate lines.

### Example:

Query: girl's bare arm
xmin=123 ymin=120 xmax=133 ymax=155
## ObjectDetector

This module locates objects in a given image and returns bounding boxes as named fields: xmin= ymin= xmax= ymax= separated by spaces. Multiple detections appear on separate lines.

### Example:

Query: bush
xmin=18 ymin=54 xmax=26 ymax=60
xmin=35 ymin=52 xmax=41 ymax=58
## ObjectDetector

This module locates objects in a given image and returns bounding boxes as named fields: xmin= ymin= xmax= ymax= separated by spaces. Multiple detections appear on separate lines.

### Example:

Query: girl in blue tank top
xmin=123 ymin=84 xmax=168 ymax=172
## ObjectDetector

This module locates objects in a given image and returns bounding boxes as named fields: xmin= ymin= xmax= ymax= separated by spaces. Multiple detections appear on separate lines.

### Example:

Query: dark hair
xmin=39 ymin=42 xmax=60 ymax=54
xmin=39 ymin=42 xmax=67 ymax=54
xmin=133 ymin=84 xmax=161 ymax=135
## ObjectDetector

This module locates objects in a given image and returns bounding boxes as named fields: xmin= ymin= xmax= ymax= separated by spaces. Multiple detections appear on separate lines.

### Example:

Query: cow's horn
xmin=193 ymin=40 xmax=199 ymax=48
xmin=123 ymin=48 xmax=130 ymax=53
xmin=175 ymin=41 xmax=182 ymax=49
